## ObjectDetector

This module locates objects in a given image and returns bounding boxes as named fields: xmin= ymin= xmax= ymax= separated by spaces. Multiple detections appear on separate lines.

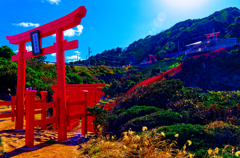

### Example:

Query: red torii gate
xmin=205 ymin=32 xmax=220 ymax=42
xmin=6 ymin=6 xmax=87 ymax=141
xmin=148 ymin=54 xmax=156 ymax=63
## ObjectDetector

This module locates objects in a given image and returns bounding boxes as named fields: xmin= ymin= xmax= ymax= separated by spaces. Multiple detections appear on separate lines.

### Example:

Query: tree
xmin=0 ymin=46 xmax=15 ymax=60
xmin=35 ymin=56 xmax=47 ymax=62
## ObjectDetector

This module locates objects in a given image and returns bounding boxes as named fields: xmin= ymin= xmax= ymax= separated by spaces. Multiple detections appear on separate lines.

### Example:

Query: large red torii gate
xmin=6 ymin=6 xmax=87 ymax=141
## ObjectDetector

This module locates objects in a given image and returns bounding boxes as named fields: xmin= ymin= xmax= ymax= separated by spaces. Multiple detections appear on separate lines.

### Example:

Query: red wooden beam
xmin=34 ymin=102 xmax=55 ymax=109
xmin=11 ymin=40 xmax=78 ymax=62
xmin=6 ymin=6 xmax=87 ymax=44
xmin=0 ymin=101 xmax=12 ymax=106
xmin=34 ymin=118 xmax=55 ymax=126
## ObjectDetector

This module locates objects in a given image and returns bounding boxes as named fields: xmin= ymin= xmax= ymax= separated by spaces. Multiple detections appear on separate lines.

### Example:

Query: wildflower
xmin=187 ymin=140 xmax=192 ymax=146
xmin=235 ymin=151 xmax=240 ymax=157
xmin=133 ymin=144 xmax=137 ymax=149
xmin=123 ymin=132 xmax=128 ymax=136
xmin=161 ymin=132 xmax=165 ymax=137
xmin=142 ymin=126 xmax=148 ymax=131
xmin=208 ymin=149 xmax=212 ymax=155
xmin=214 ymin=147 xmax=219 ymax=154
xmin=175 ymin=134 xmax=179 ymax=137
xmin=183 ymin=144 xmax=186 ymax=150
xmin=123 ymin=135 xmax=129 ymax=141
xmin=140 ymin=148 xmax=142 ymax=152
xmin=123 ymin=145 xmax=127 ymax=149
xmin=135 ymin=135 xmax=140 ymax=141
xmin=111 ymin=136 xmax=115 ymax=140
xmin=128 ymin=129 xmax=135 ymax=136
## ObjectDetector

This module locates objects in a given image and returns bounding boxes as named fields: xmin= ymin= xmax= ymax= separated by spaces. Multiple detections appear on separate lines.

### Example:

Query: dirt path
xmin=0 ymin=105 xmax=91 ymax=158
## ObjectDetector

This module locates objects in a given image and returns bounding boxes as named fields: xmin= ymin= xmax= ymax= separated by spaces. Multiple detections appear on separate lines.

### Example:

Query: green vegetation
xmin=2 ymin=7 xmax=240 ymax=158
xmin=77 ymin=7 xmax=240 ymax=66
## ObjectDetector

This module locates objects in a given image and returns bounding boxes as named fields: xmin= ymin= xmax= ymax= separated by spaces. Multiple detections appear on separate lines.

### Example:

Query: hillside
xmin=0 ymin=46 xmax=129 ymax=101
xmin=78 ymin=7 xmax=240 ymax=66
xmin=169 ymin=48 xmax=240 ymax=92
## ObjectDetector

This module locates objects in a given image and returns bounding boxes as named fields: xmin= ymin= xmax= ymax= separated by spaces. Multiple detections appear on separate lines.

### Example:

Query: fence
xmin=25 ymin=90 xmax=89 ymax=148
xmin=52 ymin=83 xmax=105 ymax=132
xmin=0 ymin=96 xmax=16 ymax=122
xmin=125 ymin=63 xmax=183 ymax=94
xmin=0 ymin=92 xmax=48 ymax=128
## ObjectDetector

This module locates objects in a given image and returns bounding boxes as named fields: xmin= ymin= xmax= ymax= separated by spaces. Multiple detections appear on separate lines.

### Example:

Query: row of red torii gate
xmin=1 ymin=6 xmax=112 ymax=149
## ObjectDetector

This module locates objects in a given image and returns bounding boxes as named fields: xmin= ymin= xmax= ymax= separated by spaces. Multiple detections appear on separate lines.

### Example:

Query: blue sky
xmin=1 ymin=0 xmax=240 ymax=63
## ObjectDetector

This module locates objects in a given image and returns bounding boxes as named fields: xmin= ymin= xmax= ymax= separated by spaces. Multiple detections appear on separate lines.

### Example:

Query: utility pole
xmin=77 ymin=55 xmax=78 ymax=66
xmin=88 ymin=47 xmax=91 ymax=66
xmin=125 ymin=54 xmax=126 ymax=66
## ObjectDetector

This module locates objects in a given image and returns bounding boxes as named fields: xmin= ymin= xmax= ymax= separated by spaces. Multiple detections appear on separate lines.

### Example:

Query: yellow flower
xmin=235 ymin=151 xmax=240 ymax=157
xmin=128 ymin=129 xmax=135 ymax=136
xmin=135 ymin=135 xmax=140 ymax=141
xmin=183 ymin=144 xmax=186 ymax=150
xmin=142 ymin=126 xmax=148 ymax=131
xmin=175 ymin=134 xmax=179 ymax=137
xmin=122 ymin=145 xmax=127 ymax=149
xmin=214 ymin=147 xmax=219 ymax=154
xmin=140 ymin=148 xmax=142 ymax=152
xmin=123 ymin=135 xmax=129 ymax=141
xmin=187 ymin=140 xmax=192 ymax=146
xmin=208 ymin=149 xmax=212 ymax=155
xmin=111 ymin=136 xmax=115 ymax=140
xmin=161 ymin=132 xmax=165 ymax=137
xmin=123 ymin=132 xmax=128 ymax=136
xmin=132 ymin=144 xmax=138 ymax=149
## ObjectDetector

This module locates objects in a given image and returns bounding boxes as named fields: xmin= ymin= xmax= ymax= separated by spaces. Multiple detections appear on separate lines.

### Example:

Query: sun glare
xmin=162 ymin=0 xmax=208 ymax=11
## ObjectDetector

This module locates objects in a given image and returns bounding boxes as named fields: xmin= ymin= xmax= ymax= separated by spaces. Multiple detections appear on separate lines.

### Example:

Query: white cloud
xmin=74 ymin=51 xmax=81 ymax=55
xmin=13 ymin=22 xmax=40 ymax=28
xmin=52 ymin=25 xmax=84 ymax=37
xmin=51 ymin=53 xmax=56 ymax=56
xmin=68 ymin=60 xmax=77 ymax=63
xmin=26 ymin=45 xmax=32 ymax=51
xmin=46 ymin=0 xmax=61 ymax=5
xmin=66 ymin=55 xmax=78 ymax=60
xmin=14 ymin=45 xmax=32 ymax=53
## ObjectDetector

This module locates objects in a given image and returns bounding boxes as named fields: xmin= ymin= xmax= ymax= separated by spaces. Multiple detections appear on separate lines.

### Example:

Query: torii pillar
xmin=6 ymin=6 xmax=87 ymax=141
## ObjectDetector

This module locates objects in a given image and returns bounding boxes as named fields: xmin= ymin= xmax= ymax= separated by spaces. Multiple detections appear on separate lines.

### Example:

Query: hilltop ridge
xmin=78 ymin=7 xmax=240 ymax=66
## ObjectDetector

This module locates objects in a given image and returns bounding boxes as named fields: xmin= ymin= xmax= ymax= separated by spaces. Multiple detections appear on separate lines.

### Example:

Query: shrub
xmin=107 ymin=105 xmax=161 ymax=137
xmin=108 ymin=109 xmax=182 ymax=138
xmin=156 ymin=123 xmax=240 ymax=157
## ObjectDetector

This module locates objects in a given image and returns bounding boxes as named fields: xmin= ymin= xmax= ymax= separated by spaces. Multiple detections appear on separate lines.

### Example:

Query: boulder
xmin=220 ymin=76 xmax=229 ymax=84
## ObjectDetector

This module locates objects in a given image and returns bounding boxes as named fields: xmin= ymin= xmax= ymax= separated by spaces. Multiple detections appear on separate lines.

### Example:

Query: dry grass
xmin=80 ymin=126 xmax=195 ymax=158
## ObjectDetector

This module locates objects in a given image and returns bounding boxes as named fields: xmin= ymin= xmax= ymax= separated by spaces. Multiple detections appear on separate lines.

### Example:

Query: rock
xmin=232 ymin=75 xmax=239 ymax=82
xmin=210 ymin=80 xmax=219 ymax=87
xmin=220 ymin=76 xmax=229 ymax=84
xmin=225 ymin=82 xmax=235 ymax=87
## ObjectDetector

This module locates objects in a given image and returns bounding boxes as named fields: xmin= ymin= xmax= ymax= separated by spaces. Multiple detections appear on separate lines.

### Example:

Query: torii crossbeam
xmin=6 ymin=6 xmax=87 ymax=141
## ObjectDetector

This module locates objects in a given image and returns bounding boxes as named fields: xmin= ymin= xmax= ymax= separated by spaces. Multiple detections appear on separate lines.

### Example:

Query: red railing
xmin=125 ymin=63 xmax=183 ymax=94
xmin=193 ymin=47 xmax=226 ymax=59
xmin=25 ymin=90 xmax=89 ymax=148
xmin=0 ymin=96 xmax=16 ymax=122
xmin=52 ymin=83 xmax=105 ymax=132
